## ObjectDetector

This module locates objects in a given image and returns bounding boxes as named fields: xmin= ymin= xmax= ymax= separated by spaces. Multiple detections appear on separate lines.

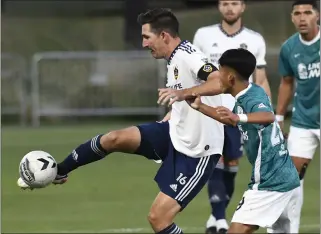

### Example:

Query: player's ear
xmin=241 ymin=1 xmax=246 ymax=13
xmin=228 ymin=73 xmax=235 ymax=86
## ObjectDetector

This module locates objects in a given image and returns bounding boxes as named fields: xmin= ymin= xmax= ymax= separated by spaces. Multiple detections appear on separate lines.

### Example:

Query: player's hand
xmin=157 ymin=88 xmax=184 ymax=106
xmin=186 ymin=93 xmax=202 ymax=110
xmin=216 ymin=106 xmax=239 ymax=126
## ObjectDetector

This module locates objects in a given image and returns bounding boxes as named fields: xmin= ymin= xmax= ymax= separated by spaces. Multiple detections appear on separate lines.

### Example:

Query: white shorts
xmin=287 ymin=126 xmax=320 ymax=159
xmin=231 ymin=187 xmax=300 ymax=233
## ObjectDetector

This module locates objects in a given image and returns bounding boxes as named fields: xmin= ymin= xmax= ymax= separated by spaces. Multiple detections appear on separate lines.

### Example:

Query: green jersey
xmin=278 ymin=32 xmax=320 ymax=129
xmin=234 ymin=84 xmax=300 ymax=192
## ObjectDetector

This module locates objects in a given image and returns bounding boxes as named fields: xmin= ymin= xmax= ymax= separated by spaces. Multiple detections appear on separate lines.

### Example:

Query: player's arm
xmin=187 ymin=95 xmax=236 ymax=126
xmin=254 ymin=36 xmax=272 ymax=98
xmin=188 ymin=95 xmax=274 ymax=126
xmin=158 ymin=64 xmax=224 ymax=106
xmin=275 ymin=44 xmax=295 ymax=126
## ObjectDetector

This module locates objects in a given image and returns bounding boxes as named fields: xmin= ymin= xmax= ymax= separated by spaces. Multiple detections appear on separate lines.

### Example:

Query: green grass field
xmin=2 ymin=120 xmax=320 ymax=233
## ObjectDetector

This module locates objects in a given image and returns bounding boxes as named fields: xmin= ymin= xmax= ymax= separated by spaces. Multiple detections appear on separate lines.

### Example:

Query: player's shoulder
xmin=195 ymin=24 xmax=220 ymax=36
xmin=281 ymin=33 xmax=300 ymax=51
xmin=241 ymin=83 xmax=267 ymax=101
xmin=242 ymin=27 xmax=265 ymax=41
xmin=175 ymin=40 xmax=207 ymax=61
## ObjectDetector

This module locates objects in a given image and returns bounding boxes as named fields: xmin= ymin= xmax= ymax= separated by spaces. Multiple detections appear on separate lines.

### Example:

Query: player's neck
xmin=231 ymin=82 xmax=250 ymax=99
xmin=220 ymin=19 xmax=243 ymax=36
xmin=165 ymin=38 xmax=182 ymax=60
xmin=300 ymin=26 xmax=320 ymax=42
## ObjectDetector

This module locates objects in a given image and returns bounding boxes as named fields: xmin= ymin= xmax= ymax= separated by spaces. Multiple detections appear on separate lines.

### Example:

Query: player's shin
xmin=57 ymin=134 xmax=109 ymax=175
xmin=207 ymin=167 xmax=228 ymax=231
xmin=223 ymin=166 xmax=238 ymax=207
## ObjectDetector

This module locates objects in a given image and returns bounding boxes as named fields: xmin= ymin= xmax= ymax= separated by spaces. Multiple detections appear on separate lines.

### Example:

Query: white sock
xmin=206 ymin=214 xmax=216 ymax=228
xmin=216 ymin=219 xmax=229 ymax=231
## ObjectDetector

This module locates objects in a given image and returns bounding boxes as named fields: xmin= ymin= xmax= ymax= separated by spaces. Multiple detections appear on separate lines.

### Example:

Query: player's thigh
xmin=228 ymin=222 xmax=258 ymax=234
xmin=135 ymin=121 xmax=171 ymax=160
xmin=288 ymin=126 xmax=319 ymax=160
xmin=223 ymin=125 xmax=243 ymax=163
xmin=268 ymin=187 xmax=300 ymax=233
xmin=155 ymin=144 xmax=221 ymax=210
xmin=231 ymin=189 xmax=293 ymax=229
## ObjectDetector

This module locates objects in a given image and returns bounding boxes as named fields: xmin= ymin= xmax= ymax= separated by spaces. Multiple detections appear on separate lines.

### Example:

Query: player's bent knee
xmin=100 ymin=126 xmax=141 ymax=153
xmin=148 ymin=192 xmax=181 ymax=231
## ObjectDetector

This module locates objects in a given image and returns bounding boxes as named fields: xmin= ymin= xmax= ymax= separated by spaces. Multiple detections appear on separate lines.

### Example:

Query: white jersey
xmin=193 ymin=24 xmax=267 ymax=110
xmin=167 ymin=40 xmax=224 ymax=158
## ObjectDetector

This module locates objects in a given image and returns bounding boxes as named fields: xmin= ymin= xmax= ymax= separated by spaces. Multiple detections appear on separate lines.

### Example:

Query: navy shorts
xmin=223 ymin=125 xmax=243 ymax=160
xmin=135 ymin=121 xmax=221 ymax=209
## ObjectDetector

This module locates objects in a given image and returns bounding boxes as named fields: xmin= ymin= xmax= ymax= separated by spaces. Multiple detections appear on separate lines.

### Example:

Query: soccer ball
xmin=19 ymin=151 xmax=57 ymax=188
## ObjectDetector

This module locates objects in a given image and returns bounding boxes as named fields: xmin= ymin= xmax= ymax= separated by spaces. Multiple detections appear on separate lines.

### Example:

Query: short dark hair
xmin=219 ymin=49 xmax=256 ymax=81
xmin=292 ymin=0 xmax=318 ymax=10
xmin=137 ymin=8 xmax=179 ymax=37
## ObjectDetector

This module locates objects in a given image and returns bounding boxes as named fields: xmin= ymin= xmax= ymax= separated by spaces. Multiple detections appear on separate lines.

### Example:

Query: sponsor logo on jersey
xmin=174 ymin=66 xmax=179 ymax=80
xmin=297 ymin=62 xmax=320 ymax=79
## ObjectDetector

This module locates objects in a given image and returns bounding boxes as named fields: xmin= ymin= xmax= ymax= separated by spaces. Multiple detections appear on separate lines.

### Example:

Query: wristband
xmin=275 ymin=115 xmax=284 ymax=122
xmin=237 ymin=114 xmax=248 ymax=123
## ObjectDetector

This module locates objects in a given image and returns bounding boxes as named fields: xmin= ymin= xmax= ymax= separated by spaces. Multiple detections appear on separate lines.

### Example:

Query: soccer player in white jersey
xmin=18 ymin=8 xmax=226 ymax=234
xmin=276 ymin=1 xmax=320 ymax=232
xmin=193 ymin=1 xmax=272 ymax=233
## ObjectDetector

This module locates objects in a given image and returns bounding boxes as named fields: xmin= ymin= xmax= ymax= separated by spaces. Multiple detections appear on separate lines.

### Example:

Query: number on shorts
xmin=176 ymin=173 xmax=187 ymax=185
xmin=236 ymin=196 xmax=245 ymax=211
xmin=270 ymin=121 xmax=284 ymax=146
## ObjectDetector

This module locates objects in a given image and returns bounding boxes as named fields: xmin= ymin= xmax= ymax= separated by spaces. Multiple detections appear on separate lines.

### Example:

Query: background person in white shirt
xmin=193 ymin=1 xmax=272 ymax=233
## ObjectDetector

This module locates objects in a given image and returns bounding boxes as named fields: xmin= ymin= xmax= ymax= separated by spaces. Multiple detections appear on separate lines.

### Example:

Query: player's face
xmin=218 ymin=0 xmax=245 ymax=25
xmin=141 ymin=24 xmax=167 ymax=59
xmin=218 ymin=66 xmax=235 ymax=93
xmin=292 ymin=5 xmax=319 ymax=34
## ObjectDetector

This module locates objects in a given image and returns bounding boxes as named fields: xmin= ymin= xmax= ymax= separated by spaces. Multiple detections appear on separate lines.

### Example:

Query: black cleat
xmin=217 ymin=228 xmax=227 ymax=234
xmin=206 ymin=226 xmax=217 ymax=234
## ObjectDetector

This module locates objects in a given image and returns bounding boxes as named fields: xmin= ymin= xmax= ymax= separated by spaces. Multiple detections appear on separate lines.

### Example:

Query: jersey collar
xmin=299 ymin=27 xmax=320 ymax=46
xmin=167 ymin=40 xmax=188 ymax=65
xmin=235 ymin=83 xmax=252 ymax=100
xmin=219 ymin=23 xmax=244 ymax=38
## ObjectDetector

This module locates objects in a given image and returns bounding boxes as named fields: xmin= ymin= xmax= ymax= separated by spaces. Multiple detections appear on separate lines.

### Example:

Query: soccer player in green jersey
xmin=276 ymin=1 xmax=320 ymax=231
xmin=158 ymin=48 xmax=300 ymax=233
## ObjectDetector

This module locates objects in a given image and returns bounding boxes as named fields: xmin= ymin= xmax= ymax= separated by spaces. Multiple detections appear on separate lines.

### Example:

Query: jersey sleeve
xmin=256 ymin=35 xmax=267 ymax=68
xmin=183 ymin=50 xmax=217 ymax=81
xmin=193 ymin=29 xmax=204 ymax=52
xmin=278 ymin=43 xmax=294 ymax=77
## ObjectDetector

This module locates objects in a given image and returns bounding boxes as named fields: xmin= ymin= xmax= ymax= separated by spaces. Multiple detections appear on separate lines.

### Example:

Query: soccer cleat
xmin=17 ymin=177 xmax=33 ymax=190
xmin=52 ymin=174 xmax=68 ymax=185
xmin=205 ymin=227 xmax=217 ymax=234
xmin=217 ymin=228 xmax=227 ymax=234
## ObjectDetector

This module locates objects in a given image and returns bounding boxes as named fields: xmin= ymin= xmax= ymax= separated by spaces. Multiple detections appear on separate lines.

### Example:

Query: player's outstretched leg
xmin=53 ymin=126 xmax=144 ymax=184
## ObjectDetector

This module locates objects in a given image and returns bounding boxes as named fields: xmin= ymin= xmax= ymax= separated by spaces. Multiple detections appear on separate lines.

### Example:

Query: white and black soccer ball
xmin=19 ymin=151 xmax=57 ymax=188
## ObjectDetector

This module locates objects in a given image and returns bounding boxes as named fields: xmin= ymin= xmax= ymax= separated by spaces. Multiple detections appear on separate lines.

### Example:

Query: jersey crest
xmin=174 ymin=66 xmax=179 ymax=80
